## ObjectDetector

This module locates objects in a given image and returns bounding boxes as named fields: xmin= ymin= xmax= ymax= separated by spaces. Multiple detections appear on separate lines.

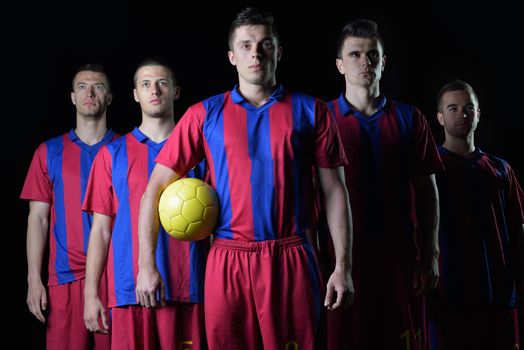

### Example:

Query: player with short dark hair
xmin=137 ymin=7 xmax=354 ymax=350
xmin=21 ymin=62 xmax=116 ymax=349
xmin=83 ymin=57 xmax=208 ymax=349
xmin=430 ymin=79 xmax=523 ymax=350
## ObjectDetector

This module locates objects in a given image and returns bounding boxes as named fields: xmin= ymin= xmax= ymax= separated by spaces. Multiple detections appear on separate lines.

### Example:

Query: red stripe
xmin=223 ymin=99 xmax=254 ymax=240
xmin=62 ymin=135 xmax=83 ymax=279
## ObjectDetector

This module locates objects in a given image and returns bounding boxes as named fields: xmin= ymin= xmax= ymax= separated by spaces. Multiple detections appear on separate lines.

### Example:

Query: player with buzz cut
xmin=82 ymin=57 xmax=208 ymax=350
xmin=137 ymin=7 xmax=354 ymax=350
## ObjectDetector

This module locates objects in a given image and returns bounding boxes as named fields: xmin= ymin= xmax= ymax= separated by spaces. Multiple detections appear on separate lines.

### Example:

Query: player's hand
xmin=135 ymin=267 xmax=165 ymax=308
xmin=413 ymin=257 xmax=439 ymax=296
xmin=84 ymin=295 xmax=109 ymax=334
xmin=324 ymin=268 xmax=354 ymax=310
xmin=27 ymin=279 xmax=47 ymax=323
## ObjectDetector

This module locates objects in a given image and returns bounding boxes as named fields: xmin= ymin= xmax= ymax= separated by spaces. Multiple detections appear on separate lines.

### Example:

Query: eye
xmin=465 ymin=105 xmax=476 ymax=112
xmin=262 ymin=41 xmax=274 ymax=50
xmin=140 ymin=81 xmax=150 ymax=88
xmin=76 ymin=84 xmax=86 ymax=90
xmin=95 ymin=85 xmax=106 ymax=91
xmin=349 ymin=52 xmax=359 ymax=58
xmin=447 ymin=106 xmax=458 ymax=112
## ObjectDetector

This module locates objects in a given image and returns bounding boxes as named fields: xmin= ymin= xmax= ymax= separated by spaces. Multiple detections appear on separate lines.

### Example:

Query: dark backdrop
xmin=9 ymin=1 xmax=522 ymax=347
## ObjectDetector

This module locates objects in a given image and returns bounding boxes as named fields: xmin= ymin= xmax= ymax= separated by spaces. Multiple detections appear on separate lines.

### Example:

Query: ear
xmin=173 ymin=86 xmax=181 ymax=101
xmin=336 ymin=58 xmax=345 ymax=74
xmin=133 ymin=89 xmax=139 ymax=103
xmin=381 ymin=54 xmax=386 ymax=71
xmin=477 ymin=108 xmax=481 ymax=121
xmin=228 ymin=50 xmax=236 ymax=66
xmin=437 ymin=111 xmax=445 ymax=126
xmin=277 ymin=46 xmax=283 ymax=61
xmin=71 ymin=91 xmax=76 ymax=105
xmin=106 ymin=92 xmax=113 ymax=106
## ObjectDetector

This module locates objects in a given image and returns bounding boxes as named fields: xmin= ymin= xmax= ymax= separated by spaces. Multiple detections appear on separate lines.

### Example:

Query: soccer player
xmin=82 ymin=57 xmax=208 ymax=349
xmin=137 ymin=7 xmax=354 ymax=350
xmin=320 ymin=19 xmax=442 ymax=350
xmin=429 ymin=79 xmax=524 ymax=350
xmin=20 ymin=63 xmax=115 ymax=350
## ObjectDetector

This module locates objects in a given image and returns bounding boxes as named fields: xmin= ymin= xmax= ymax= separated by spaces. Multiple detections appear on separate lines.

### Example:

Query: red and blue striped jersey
xmin=20 ymin=129 xmax=117 ymax=286
xmin=82 ymin=128 xmax=208 ymax=308
xmin=436 ymin=147 xmax=524 ymax=308
xmin=156 ymin=85 xmax=347 ymax=241
xmin=327 ymin=94 xmax=442 ymax=248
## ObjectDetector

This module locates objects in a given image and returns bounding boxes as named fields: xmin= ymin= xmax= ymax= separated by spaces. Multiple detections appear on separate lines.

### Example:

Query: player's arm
xmin=26 ymin=200 xmax=50 ymax=323
xmin=84 ymin=212 xmax=112 ymax=334
xmin=514 ymin=224 xmax=524 ymax=303
xmin=136 ymin=163 xmax=181 ymax=308
xmin=317 ymin=166 xmax=354 ymax=310
xmin=412 ymin=174 xmax=440 ymax=295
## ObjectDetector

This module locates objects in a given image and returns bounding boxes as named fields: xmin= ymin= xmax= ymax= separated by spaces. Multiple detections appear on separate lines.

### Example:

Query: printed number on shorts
xmin=400 ymin=329 xmax=422 ymax=350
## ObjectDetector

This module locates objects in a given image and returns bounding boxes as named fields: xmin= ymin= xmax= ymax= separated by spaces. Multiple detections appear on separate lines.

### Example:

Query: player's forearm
xmin=138 ymin=164 xmax=181 ymax=270
xmin=84 ymin=221 xmax=111 ymax=298
xmin=138 ymin=191 xmax=162 ymax=270
xmin=414 ymin=175 xmax=440 ymax=264
xmin=515 ymin=224 xmax=524 ymax=295
xmin=325 ymin=189 xmax=353 ymax=272
xmin=26 ymin=210 xmax=48 ymax=283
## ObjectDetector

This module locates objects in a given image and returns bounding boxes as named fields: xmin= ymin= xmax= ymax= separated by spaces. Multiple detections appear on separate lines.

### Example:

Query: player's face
xmin=437 ymin=90 xmax=480 ymax=140
xmin=71 ymin=71 xmax=112 ymax=118
xmin=133 ymin=65 xmax=180 ymax=119
xmin=228 ymin=24 xmax=282 ymax=87
xmin=336 ymin=36 xmax=385 ymax=89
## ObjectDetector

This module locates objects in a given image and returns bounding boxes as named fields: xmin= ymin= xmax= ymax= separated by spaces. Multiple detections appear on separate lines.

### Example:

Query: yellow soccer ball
xmin=158 ymin=178 xmax=219 ymax=241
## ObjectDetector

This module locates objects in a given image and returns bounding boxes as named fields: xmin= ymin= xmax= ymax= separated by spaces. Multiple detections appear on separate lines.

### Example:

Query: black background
xmin=9 ymin=0 xmax=522 ymax=347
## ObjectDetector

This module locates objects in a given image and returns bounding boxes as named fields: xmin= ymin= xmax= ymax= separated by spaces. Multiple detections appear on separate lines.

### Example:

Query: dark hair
xmin=228 ymin=7 xmax=279 ymax=50
xmin=336 ymin=19 xmax=384 ymax=58
xmin=133 ymin=56 xmax=178 ymax=87
xmin=72 ymin=63 xmax=111 ymax=92
xmin=437 ymin=79 xmax=479 ymax=112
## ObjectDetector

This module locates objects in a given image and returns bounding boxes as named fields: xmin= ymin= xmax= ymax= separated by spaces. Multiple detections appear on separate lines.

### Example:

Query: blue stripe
xmin=46 ymin=137 xmax=74 ymax=283
xmin=303 ymin=241 xmax=322 ymax=332
xmin=247 ymin=108 xmax=275 ymax=240
xmin=203 ymin=95 xmax=233 ymax=239
xmin=108 ymin=139 xmax=135 ymax=305
xmin=189 ymin=241 xmax=206 ymax=302
xmin=291 ymin=94 xmax=314 ymax=237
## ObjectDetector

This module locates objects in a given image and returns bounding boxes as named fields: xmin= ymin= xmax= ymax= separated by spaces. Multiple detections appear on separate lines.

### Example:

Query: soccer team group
xmin=21 ymin=6 xmax=523 ymax=350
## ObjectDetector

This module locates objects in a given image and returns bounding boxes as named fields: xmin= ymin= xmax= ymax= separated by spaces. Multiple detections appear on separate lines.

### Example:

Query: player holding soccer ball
xmin=138 ymin=7 xmax=354 ymax=350
xmin=82 ymin=57 xmax=208 ymax=349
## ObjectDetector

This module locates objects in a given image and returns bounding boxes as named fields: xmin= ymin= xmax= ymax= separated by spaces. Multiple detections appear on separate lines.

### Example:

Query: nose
xmin=360 ymin=54 xmax=372 ymax=67
xmin=86 ymin=85 xmax=95 ymax=97
xmin=151 ymin=82 xmax=160 ymax=95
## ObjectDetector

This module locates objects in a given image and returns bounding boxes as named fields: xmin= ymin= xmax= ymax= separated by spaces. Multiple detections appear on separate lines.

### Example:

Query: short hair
xmin=336 ymin=19 xmax=384 ymax=58
xmin=228 ymin=7 xmax=279 ymax=50
xmin=72 ymin=63 xmax=111 ymax=92
xmin=437 ymin=79 xmax=479 ymax=112
xmin=133 ymin=56 xmax=178 ymax=87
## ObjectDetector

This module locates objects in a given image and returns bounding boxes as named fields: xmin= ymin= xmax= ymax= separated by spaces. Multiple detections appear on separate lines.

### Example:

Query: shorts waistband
xmin=212 ymin=236 xmax=306 ymax=252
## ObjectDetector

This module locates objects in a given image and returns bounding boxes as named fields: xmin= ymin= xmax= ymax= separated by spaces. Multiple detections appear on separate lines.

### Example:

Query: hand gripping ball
xmin=158 ymin=178 xmax=219 ymax=240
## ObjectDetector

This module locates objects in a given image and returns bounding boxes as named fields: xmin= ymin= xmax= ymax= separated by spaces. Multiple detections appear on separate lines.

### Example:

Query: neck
xmin=345 ymin=84 xmax=381 ymax=116
xmin=442 ymin=135 xmax=475 ymax=158
xmin=75 ymin=114 xmax=108 ymax=145
xmin=238 ymin=81 xmax=276 ymax=107
xmin=138 ymin=114 xmax=176 ymax=143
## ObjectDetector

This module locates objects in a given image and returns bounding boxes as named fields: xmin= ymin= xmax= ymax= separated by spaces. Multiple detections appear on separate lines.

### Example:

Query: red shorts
xmin=204 ymin=236 xmax=322 ymax=350
xmin=111 ymin=302 xmax=205 ymax=350
xmin=47 ymin=276 xmax=110 ymax=350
